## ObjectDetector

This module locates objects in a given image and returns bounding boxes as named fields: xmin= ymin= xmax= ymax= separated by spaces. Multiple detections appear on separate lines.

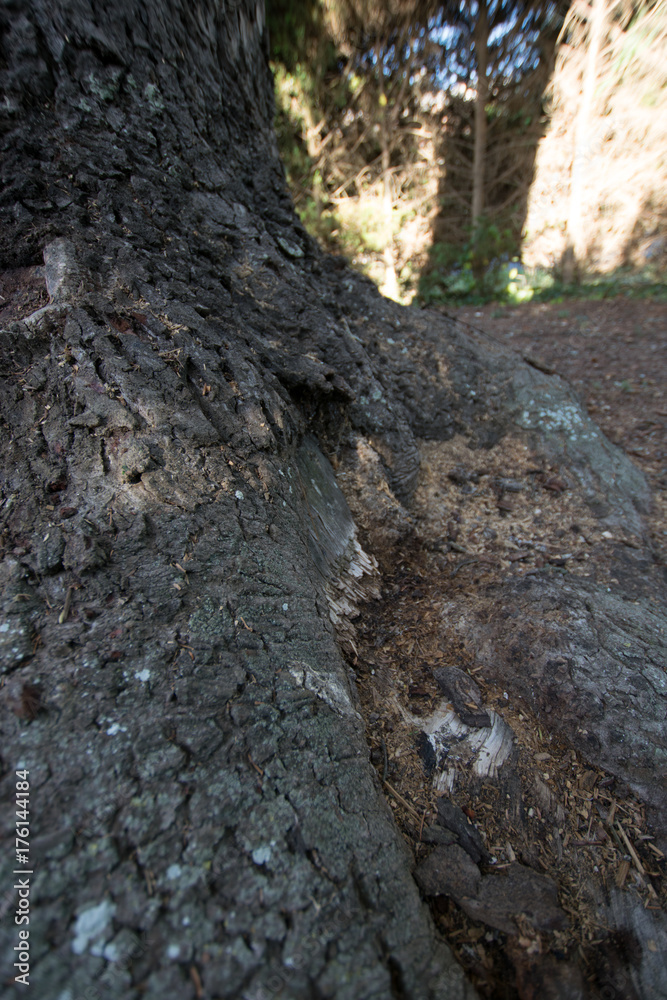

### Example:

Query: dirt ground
xmin=352 ymin=297 xmax=667 ymax=999
xmin=453 ymin=298 xmax=667 ymax=569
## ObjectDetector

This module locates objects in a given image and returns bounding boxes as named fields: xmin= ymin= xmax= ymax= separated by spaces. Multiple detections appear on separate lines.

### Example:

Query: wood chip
xmin=616 ymin=822 xmax=645 ymax=876
xmin=615 ymin=859 xmax=630 ymax=888
xmin=384 ymin=780 xmax=422 ymax=822
xmin=58 ymin=584 xmax=75 ymax=624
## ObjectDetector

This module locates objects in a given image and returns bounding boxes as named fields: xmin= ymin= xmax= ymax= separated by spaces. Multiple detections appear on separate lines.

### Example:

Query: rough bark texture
xmin=0 ymin=2 xmax=665 ymax=999
xmin=0 ymin=3 xmax=477 ymax=998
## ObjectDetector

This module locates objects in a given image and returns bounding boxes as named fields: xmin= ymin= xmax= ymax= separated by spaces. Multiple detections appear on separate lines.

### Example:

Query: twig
xmin=247 ymin=754 xmax=264 ymax=778
xmin=58 ymin=585 xmax=75 ymax=624
xmin=381 ymin=738 xmax=388 ymax=784
xmin=383 ymin=780 xmax=421 ymax=822
xmin=449 ymin=542 xmax=469 ymax=554
xmin=616 ymin=822 xmax=645 ymax=876
xmin=190 ymin=965 xmax=203 ymax=999
xmin=451 ymin=557 xmax=479 ymax=578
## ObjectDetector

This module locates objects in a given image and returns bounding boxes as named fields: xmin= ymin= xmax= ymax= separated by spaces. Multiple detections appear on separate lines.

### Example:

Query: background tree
xmin=426 ymin=0 xmax=561 ymax=289
xmin=561 ymin=0 xmax=608 ymax=283
xmin=520 ymin=0 xmax=667 ymax=280
xmin=269 ymin=0 xmax=447 ymax=299
xmin=271 ymin=0 xmax=667 ymax=297
xmin=268 ymin=0 xmax=564 ymax=299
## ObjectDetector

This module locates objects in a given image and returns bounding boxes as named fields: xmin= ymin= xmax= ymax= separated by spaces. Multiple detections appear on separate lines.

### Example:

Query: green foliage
xmin=470 ymin=217 xmax=516 ymax=268
xmin=266 ymin=0 xmax=325 ymax=72
xmin=269 ymin=2 xmax=666 ymax=307
xmin=419 ymin=250 xmax=667 ymax=307
xmin=272 ymin=63 xmax=348 ymax=255
xmin=419 ymin=217 xmax=521 ymax=304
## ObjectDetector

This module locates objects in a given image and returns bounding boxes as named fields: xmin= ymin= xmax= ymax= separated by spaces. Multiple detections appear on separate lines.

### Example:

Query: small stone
xmin=420 ymin=825 xmax=458 ymax=847
xmin=463 ymin=863 xmax=568 ymax=935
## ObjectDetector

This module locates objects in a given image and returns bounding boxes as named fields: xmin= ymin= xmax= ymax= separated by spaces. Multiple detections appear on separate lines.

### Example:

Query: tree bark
xmin=0 ymin=4 xmax=478 ymax=997
xmin=0 ymin=2 xmax=665 ymax=999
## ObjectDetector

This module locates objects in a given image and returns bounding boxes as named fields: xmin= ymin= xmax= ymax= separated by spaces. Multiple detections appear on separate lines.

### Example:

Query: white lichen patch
xmin=143 ymin=82 xmax=165 ymax=111
xmin=0 ymin=616 xmax=34 ymax=673
xmin=251 ymin=845 xmax=272 ymax=866
xmin=289 ymin=660 xmax=358 ymax=718
xmin=71 ymin=899 xmax=116 ymax=956
xmin=102 ymin=940 xmax=120 ymax=962
xmin=517 ymin=395 xmax=598 ymax=442
xmin=105 ymin=722 xmax=127 ymax=736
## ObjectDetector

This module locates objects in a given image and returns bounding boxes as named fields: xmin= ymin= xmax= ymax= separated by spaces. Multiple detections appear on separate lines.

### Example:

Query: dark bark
xmin=0 ymin=2 xmax=665 ymax=999
xmin=0 ymin=4 xmax=477 ymax=998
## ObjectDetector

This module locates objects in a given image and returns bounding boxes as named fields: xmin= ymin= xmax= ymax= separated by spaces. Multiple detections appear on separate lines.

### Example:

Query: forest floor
xmin=452 ymin=297 xmax=667 ymax=570
xmin=352 ymin=296 xmax=667 ymax=1000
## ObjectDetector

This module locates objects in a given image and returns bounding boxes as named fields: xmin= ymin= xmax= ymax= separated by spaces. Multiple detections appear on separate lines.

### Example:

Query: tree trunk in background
xmin=471 ymin=0 xmax=489 ymax=251
xmin=0 ymin=2 xmax=666 ymax=999
xmin=562 ymin=0 xmax=607 ymax=284
xmin=378 ymin=59 xmax=400 ymax=301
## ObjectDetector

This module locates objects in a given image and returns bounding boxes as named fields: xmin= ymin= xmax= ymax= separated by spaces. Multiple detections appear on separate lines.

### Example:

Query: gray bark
xmin=0 ymin=3 xmax=477 ymax=997
xmin=0 ymin=2 xmax=665 ymax=999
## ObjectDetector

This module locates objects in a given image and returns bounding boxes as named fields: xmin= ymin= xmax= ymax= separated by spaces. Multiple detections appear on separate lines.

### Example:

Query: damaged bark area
xmin=0 ymin=2 xmax=665 ymax=999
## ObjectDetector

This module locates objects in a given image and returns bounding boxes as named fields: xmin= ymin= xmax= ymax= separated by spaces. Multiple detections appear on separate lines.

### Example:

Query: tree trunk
xmin=378 ymin=58 xmax=400 ymax=301
xmin=1 ymin=3 xmax=666 ymax=999
xmin=471 ymin=0 xmax=489 ymax=247
xmin=562 ymin=0 xmax=607 ymax=284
